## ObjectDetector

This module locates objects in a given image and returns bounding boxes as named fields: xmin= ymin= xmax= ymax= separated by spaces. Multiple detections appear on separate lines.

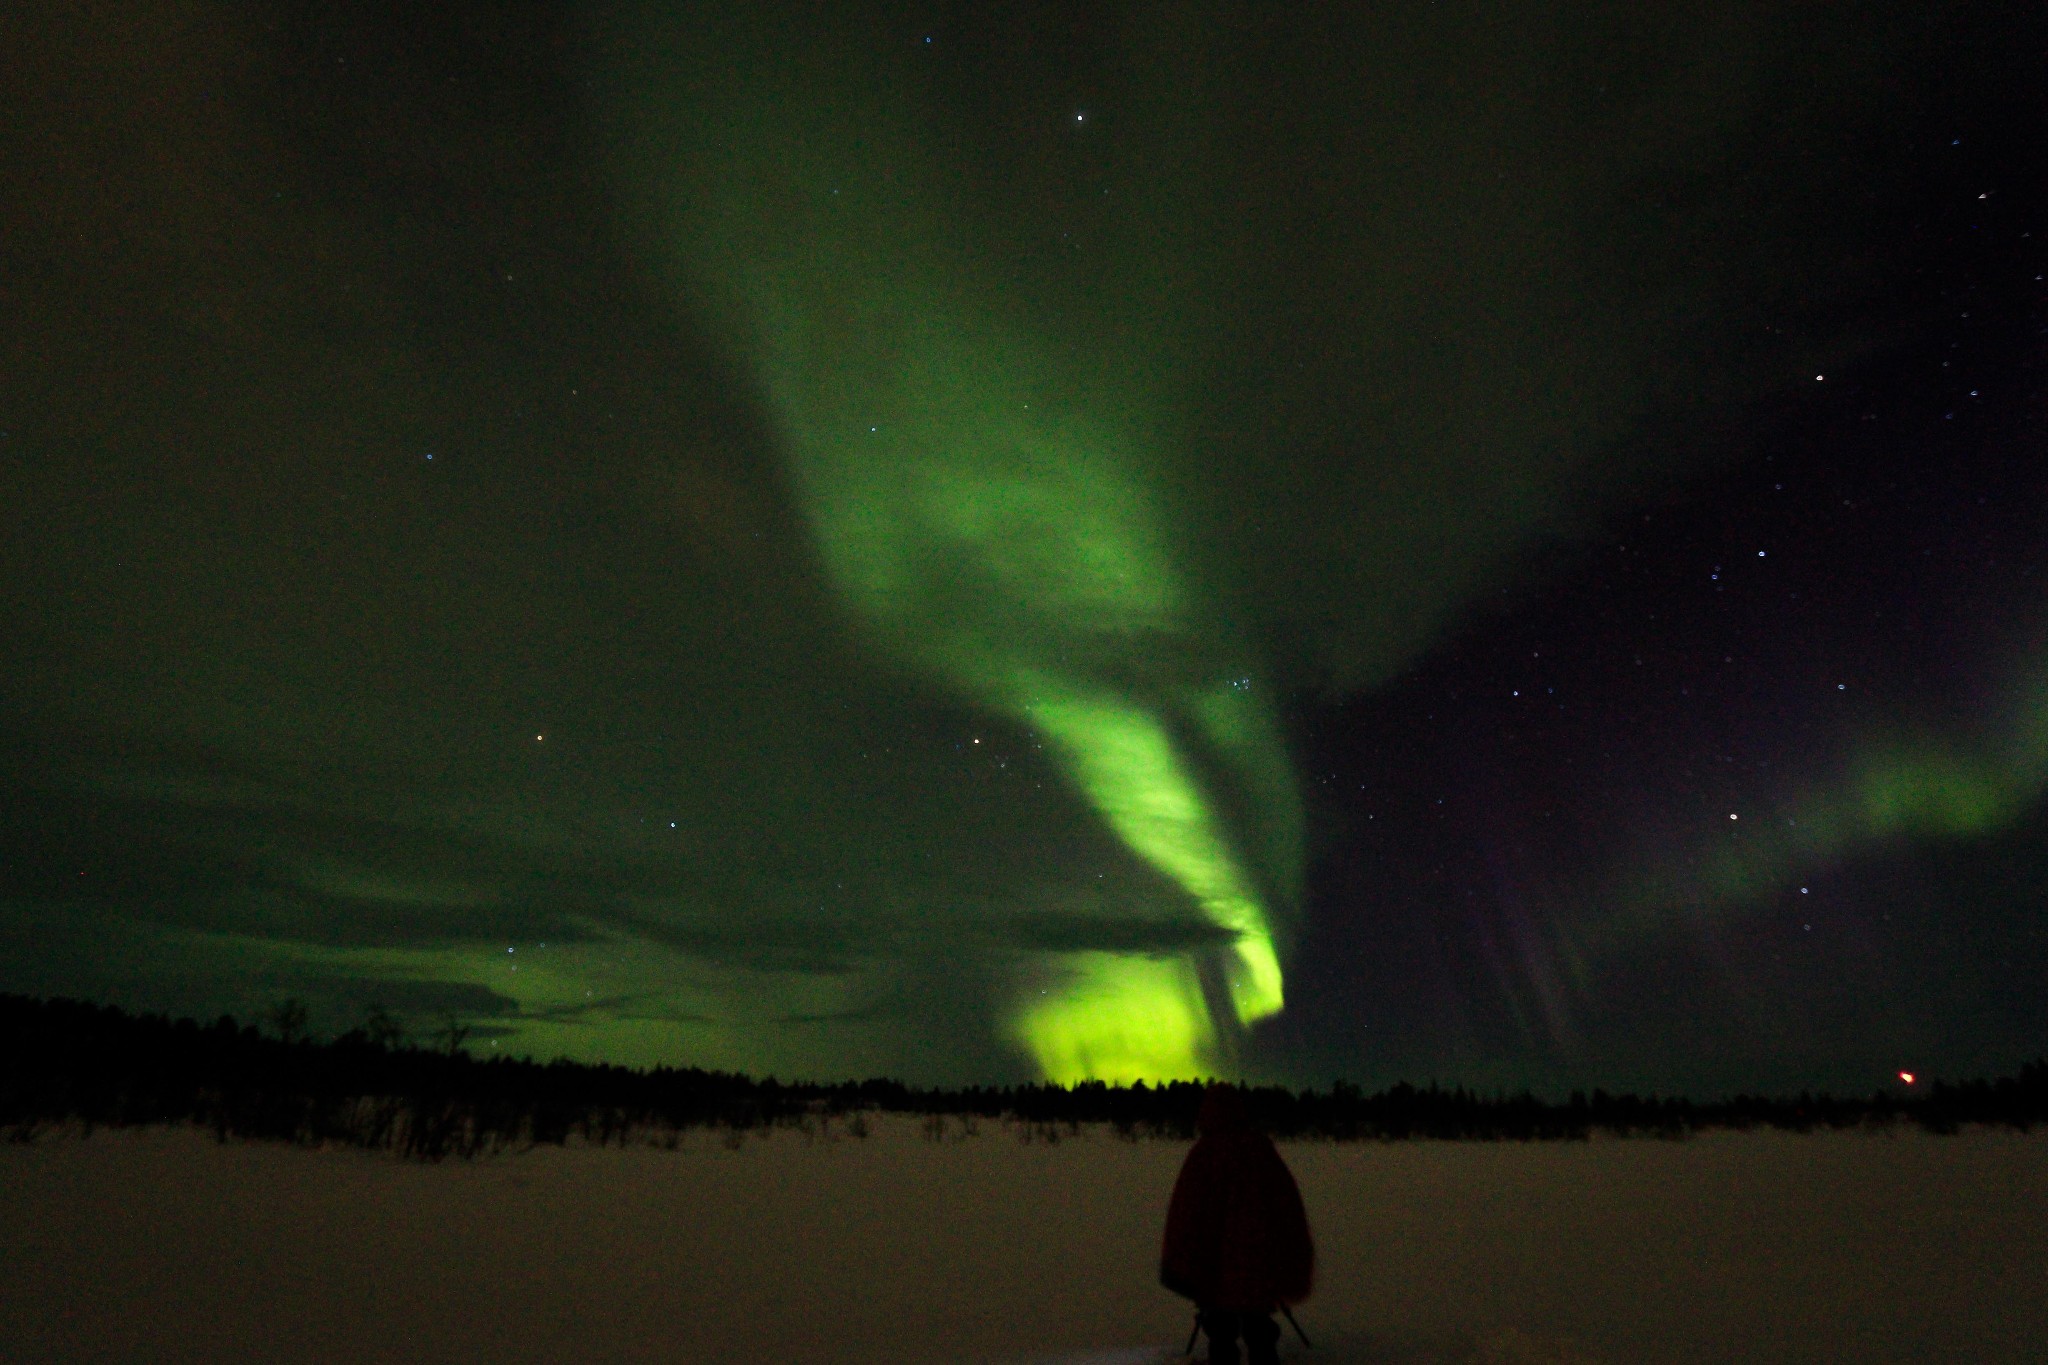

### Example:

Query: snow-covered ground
xmin=2 ymin=1119 xmax=2042 ymax=1362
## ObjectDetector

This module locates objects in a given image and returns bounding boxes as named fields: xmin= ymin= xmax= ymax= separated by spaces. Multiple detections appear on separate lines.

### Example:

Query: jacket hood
xmin=1197 ymin=1082 xmax=1250 ymax=1135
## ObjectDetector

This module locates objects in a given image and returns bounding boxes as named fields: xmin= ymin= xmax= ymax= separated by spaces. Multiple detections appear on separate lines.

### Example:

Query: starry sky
xmin=4 ymin=1 xmax=2044 ymax=1092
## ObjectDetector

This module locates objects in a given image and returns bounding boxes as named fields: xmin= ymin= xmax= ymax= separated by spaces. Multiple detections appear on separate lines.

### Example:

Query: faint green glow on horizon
xmin=194 ymin=913 xmax=884 ymax=1075
xmin=625 ymin=29 xmax=1301 ymax=1081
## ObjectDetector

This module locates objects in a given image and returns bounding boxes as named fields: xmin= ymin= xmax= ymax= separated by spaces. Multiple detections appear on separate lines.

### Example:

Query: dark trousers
xmin=1199 ymin=1307 xmax=1280 ymax=1365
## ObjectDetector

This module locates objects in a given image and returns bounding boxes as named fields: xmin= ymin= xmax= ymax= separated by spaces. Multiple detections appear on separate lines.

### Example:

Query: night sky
xmin=5 ymin=1 xmax=2044 ymax=1093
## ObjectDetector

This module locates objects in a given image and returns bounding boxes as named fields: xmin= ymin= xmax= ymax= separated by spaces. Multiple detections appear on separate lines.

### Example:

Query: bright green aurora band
xmin=617 ymin=19 xmax=1300 ymax=1081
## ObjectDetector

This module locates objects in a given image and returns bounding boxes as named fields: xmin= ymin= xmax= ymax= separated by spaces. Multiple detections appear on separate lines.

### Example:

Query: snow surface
xmin=1004 ymin=1333 xmax=1616 ymax=1364
xmin=2 ymin=1118 xmax=2043 ymax=1363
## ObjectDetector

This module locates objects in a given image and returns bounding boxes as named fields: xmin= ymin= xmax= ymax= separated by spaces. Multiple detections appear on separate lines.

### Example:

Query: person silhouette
xmin=1159 ymin=1083 xmax=1314 ymax=1365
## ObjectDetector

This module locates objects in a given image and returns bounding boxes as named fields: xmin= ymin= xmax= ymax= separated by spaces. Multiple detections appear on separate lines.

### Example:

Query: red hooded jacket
xmin=1159 ymin=1084 xmax=1315 ymax=1311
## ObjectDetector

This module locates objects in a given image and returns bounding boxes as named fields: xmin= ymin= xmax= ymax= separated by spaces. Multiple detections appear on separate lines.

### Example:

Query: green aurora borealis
xmin=3 ymin=1 xmax=2046 ymax=1091
xmin=615 ymin=11 xmax=1300 ymax=1078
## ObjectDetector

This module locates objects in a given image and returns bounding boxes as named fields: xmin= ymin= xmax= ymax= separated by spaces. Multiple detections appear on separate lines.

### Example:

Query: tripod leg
xmin=1278 ymin=1303 xmax=1312 ymax=1349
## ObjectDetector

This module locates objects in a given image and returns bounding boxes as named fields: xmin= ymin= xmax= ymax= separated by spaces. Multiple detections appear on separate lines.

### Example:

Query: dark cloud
xmin=996 ymin=914 xmax=1241 ymax=957
xmin=608 ymin=908 xmax=878 ymax=977
xmin=538 ymin=995 xmax=714 ymax=1026
xmin=316 ymin=977 xmax=521 ymax=1022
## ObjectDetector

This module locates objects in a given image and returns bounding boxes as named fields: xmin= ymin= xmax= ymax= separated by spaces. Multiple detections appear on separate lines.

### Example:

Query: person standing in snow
xmin=1160 ymin=1082 xmax=1315 ymax=1365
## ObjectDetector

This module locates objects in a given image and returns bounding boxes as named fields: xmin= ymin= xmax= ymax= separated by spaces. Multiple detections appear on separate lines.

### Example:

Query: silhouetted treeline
xmin=4 ymin=994 xmax=2044 ymax=1160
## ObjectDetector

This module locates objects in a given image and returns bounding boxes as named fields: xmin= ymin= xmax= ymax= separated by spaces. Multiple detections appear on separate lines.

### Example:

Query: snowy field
xmin=1 ymin=1119 xmax=2043 ymax=1363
